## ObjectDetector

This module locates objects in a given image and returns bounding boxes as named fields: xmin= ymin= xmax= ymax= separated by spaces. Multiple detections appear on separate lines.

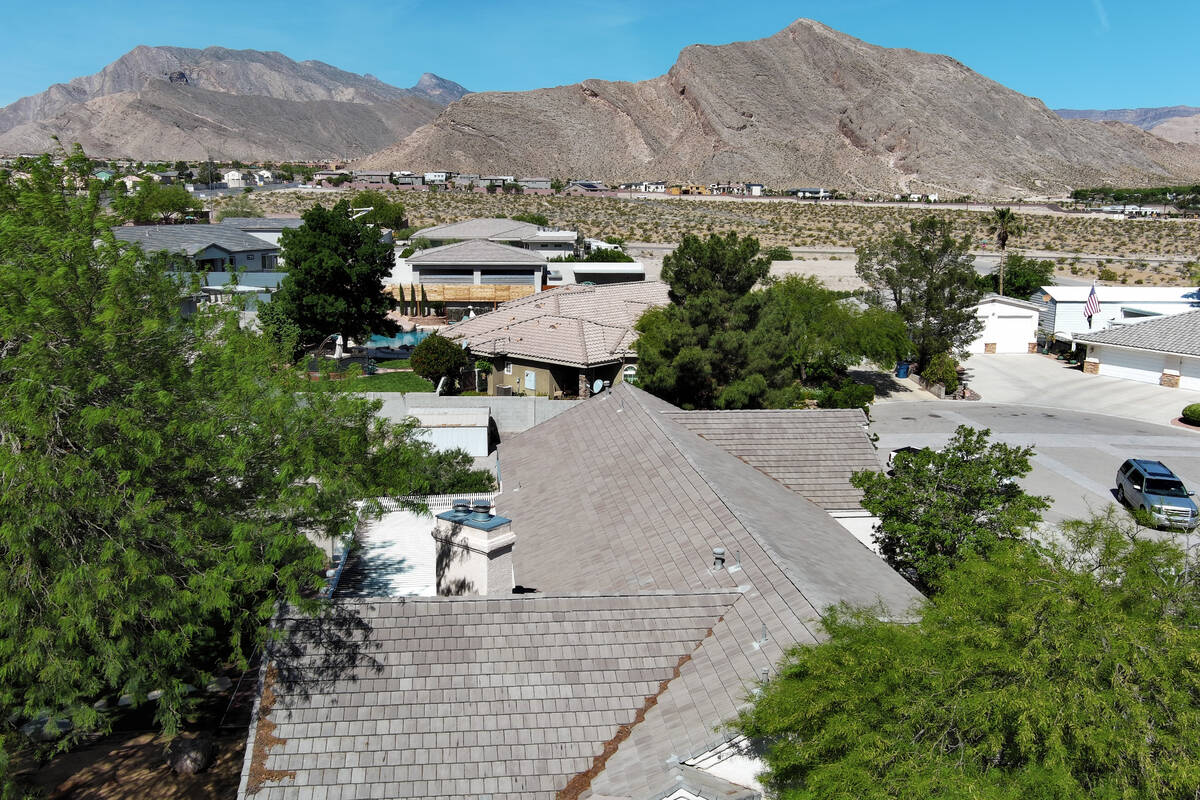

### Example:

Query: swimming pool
xmin=368 ymin=330 xmax=431 ymax=349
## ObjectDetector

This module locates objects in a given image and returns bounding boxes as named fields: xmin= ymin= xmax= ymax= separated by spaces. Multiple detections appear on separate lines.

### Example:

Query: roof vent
xmin=469 ymin=501 xmax=493 ymax=523
xmin=451 ymin=499 xmax=471 ymax=515
xmin=712 ymin=546 xmax=726 ymax=570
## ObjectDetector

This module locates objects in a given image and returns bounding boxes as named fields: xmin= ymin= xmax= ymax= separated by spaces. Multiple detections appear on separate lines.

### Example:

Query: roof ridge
xmin=622 ymin=387 xmax=827 ymax=631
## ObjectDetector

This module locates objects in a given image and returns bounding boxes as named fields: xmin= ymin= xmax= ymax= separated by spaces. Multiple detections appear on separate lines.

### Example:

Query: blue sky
xmin=2 ymin=0 xmax=1197 ymax=110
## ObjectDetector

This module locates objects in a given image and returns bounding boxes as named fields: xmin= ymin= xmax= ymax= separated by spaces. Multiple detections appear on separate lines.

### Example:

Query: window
xmin=246 ymin=253 xmax=256 ymax=260
xmin=621 ymin=364 xmax=638 ymax=383
xmin=504 ymin=362 xmax=512 ymax=375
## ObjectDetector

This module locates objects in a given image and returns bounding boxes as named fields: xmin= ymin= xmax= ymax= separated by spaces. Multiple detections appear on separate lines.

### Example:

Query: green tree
xmin=985 ymin=206 xmax=1027 ymax=295
xmin=550 ymin=177 xmax=565 ymax=194
xmin=734 ymin=512 xmax=1200 ymax=799
xmin=660 ymin=231 xmax=771 ymax=303
xmin=855 ymin=216 xmax=984 ymax=371
xmin=350 ymin=189 xmax=407 ymax=229
xmin=215 ymin=192 xmax=264 ymax=221
xmin=196 ymin=161 xmax=221 ymax=186
xmin=851 ymin=425 xmax=1049 ymax=593
xmin=270 ymin=201 xmax=399 ymax=349
xmin=0 ymin=151 xmax=493 ymax=786
xmin=979 ymin=252 xmax=1054 ymax=298
xmin=410 ymin=333 xmax=469 ymax=389
xmin=112 ymin=180 xmax=204 ymax=224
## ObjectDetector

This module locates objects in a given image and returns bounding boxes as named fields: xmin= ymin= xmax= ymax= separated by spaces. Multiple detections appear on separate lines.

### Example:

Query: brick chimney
xmin=432 ymin=500 xmax=515 ymax=596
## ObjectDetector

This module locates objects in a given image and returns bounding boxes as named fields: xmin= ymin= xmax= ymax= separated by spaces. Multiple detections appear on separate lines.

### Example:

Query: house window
xmin=246 ymin=253 xmax=256 ymax=260
xmin=621 ymin=364 xmax=638 ymax=383
xmin=504 ymin=362 xmax=512 ymax=375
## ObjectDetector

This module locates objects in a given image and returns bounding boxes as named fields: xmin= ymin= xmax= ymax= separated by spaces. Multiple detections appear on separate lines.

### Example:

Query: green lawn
xmin=304 ymin=371 xmax=433 ymax=393
xmin=373 ymin=358 xmax=411 ymax=368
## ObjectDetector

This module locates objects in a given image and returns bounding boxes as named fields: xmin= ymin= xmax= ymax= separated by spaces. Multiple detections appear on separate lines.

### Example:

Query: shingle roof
xmin=446 ymin=282 xmax=670 ymax=368
xmin=241 ymin=384 xmax=922 ymax=800
xmin=1075 ymin=308 xmax=1200 ymax=356
xmin=111 ymin=224 xmax=277 ymax=255
xmin=406 ymin=239 xmax=547 ymax=266
xmin=664 ymin=408 xmax=878 ymax=509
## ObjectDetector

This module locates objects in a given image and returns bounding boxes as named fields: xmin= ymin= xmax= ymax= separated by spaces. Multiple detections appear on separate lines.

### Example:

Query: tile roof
xmin=406 ymin=239 xmax=548 ymax=266
xmin=111 ymin=224 xmax=277 ymax=255
xmin=241 ymin=592 xmax=742 ymax=800
xmin=664 ymin=409 xmax=878 ymax=509
xmin=1075 ymin=308 xmax=1200 ymax=357
xmin=445 ymin=282 xmax=670 ymax=368
xmin=242 ymin=384 xmax=922 ymax=800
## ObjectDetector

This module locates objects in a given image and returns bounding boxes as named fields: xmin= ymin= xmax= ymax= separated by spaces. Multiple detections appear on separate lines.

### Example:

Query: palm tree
xmin=985 ymin=207 xmax=1026 ymax=295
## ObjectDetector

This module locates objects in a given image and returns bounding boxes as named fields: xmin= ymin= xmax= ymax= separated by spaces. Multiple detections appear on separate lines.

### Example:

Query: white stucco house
xmin=968 ymin=294 xmax=1042 ymax=354
xmin=1037 ymin=285 xmax=1200 ymax=340
xmin=1076 ymin=308 xmax=1200 ymax=390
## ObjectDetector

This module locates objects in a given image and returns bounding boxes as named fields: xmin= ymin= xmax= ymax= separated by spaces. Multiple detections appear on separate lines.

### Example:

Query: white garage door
xmin=1181 ymin=356 xmax=1200 ymax=392
xmin=991 ymin=314 xmax=1036 ymax=353
xmin=1098 ymin=348 xmax=1166 ymax=384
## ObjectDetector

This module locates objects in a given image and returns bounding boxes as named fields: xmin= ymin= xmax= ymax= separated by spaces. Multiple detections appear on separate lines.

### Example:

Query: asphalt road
xmin=869 ymin=402 xmax=1200 ymax=538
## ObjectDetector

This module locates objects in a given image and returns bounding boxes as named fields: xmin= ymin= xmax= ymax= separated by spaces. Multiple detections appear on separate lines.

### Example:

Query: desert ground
xmin=227 ymin=189 xmax=1200 ymax=287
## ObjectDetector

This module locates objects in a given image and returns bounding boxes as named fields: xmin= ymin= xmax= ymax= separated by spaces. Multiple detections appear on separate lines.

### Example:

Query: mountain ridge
xmin=0 ymin=45 xmax=470 ymax=160
xmin=1055 ymin=106 xmax=1200 ymax=146
xmin=359 ymin=19 xmax=1200 ymax=195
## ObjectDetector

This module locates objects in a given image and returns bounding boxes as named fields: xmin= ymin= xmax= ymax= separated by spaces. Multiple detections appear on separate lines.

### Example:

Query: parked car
xmin=1115 ymin=459 xmax=1199 ymax=530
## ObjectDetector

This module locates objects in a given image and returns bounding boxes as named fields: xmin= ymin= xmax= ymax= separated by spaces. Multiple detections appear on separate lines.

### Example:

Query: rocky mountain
xmin=1056 ymin=106 xmax=1200 ymax=146
xmin=0 ymin=46 xmax=469 ymax=160
xmin=360 ymin=20 xmax=1200 ymax=196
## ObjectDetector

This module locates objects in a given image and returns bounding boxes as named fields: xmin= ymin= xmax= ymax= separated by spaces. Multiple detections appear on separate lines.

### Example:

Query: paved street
xmin=870 ymin=402 xmax=1200 ymax=536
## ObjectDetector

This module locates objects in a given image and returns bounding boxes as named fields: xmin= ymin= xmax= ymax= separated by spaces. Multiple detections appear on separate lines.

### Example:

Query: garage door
xmin=991 ymin=315 xmax=1036 ymax=353
xmin=1098 ymin=348 xmax=1166 ymax=384
xmin=1181 ymin=356 xmax=1200 ymax=392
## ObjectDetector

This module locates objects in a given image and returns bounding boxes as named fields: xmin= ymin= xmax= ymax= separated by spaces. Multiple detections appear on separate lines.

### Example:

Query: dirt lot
xmin=239 ymin=189 xmax=1200 ymax=282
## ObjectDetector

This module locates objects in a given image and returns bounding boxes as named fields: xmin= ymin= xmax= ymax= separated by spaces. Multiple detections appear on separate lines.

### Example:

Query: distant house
xmin=352 ymin=170 xmax=393 ymax=185
xmin=563 ymin=179 xmax=607 ymax=195
xmin=517 ymin=176 xmax=551 ymax=191
xmin=968 ymin=294 xmax=1042 ymax=354
xmin=413 ymin=217 xmax=577 ymax=256
xmin=423 ymin=170 xmax=455 ymax=185
xmin=446 ymin=280 xmax=670 ymax=398
xmin=668 ymin=184 xmax=709 ymax=196
xmin=1037 ymin=285 xmax=1200 ymax=340
xmin=312 ymin=169 xmax=350 ymax=185
xmin=397 ymin=239 xmax=549 ymax=310
xmin=745 ymin=182 xmax=764 ymax=196
xmin=149 ymin=170 xmax=178 ymax=184
xmin=1076 ymin=308 xmax=1200 ymax=389
xmin=222 ymin=169 xmax=253 ymax=189
xmin=478 ymin=175 xmax=515 ymax=187
xmin=92 ymin=169 xmax=115 ymax=182
xmin=790 ymin=187 xmax=831 ymax=199
xmin=117 ymin=174 xmax=143 ymax=191
xmin=217 ymin=216 xmax=304 ymax=248
xmin=254 ymin=169 xmax=275 ymax=184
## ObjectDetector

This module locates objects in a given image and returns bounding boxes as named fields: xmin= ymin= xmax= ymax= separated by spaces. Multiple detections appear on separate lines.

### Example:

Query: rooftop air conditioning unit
xmin=496 ymin=385 xmax=514 ymax=397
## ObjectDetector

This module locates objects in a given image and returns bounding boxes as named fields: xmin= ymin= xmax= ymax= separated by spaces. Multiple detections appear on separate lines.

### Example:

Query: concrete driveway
xmin=953 ymin=353 xmax=1198 ymax=428
xmin=870 ymin=402 xmax=1200 ymax=537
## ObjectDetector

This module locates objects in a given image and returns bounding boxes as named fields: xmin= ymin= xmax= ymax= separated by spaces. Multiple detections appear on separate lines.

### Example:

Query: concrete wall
xmin=365 ymin=392 xmax=582 ymax=433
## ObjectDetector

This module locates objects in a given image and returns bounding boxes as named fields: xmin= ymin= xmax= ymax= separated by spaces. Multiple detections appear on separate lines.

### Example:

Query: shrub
xmin=1098 ymin=267 xmax=1119 ymax=282
xmin=765 ymin=245 xmax=793 ymax=261
xmin=1182 ymin=404 xmax=1200 ymax=425
xmin=922 ymin=352 xmax=959 ymax=393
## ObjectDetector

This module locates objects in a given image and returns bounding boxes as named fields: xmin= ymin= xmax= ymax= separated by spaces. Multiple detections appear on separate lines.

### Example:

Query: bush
xmin=410 ymin=333 xmax=469 ymax=389
xmin=1183 ymin=404 xmax=1200 ymax=425
xmin=818 ymin=380 xmax=875 ymax=411
xmin=922 ymin=352 xmax=959 ymax=393
xmin=765 ymin=245 xmax=793 ymax=261
xmin=1098 ymin=267 xmax=1120 ymax=282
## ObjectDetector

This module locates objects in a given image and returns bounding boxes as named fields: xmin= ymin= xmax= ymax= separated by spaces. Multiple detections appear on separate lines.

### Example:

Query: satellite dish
xmin=592 ymin=379 xmax=604 ymax=394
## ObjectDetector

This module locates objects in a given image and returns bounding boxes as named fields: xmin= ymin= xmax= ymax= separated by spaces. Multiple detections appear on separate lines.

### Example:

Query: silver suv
xmin=1116 ymin=459 xmax=1199 ymax=530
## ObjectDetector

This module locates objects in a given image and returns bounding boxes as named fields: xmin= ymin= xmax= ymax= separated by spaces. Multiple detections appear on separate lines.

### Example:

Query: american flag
xmin=1084 ymin=283 xmax=1100 ymax=327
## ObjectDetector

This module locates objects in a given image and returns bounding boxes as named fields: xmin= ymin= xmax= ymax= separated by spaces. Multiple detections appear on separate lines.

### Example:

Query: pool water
xmin=369 ymin=331 xmax=430 ymax=348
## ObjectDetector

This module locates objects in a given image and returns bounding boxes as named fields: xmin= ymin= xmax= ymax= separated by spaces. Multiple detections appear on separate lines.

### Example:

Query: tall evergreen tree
xmin=855 ymin=216 xmax=984 ymax=371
